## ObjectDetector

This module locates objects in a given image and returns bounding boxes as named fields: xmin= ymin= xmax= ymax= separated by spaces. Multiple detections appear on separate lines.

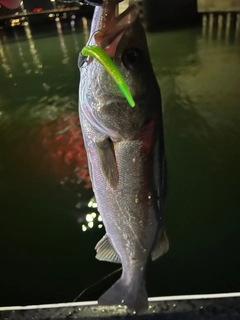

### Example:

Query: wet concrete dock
xmin=1 ymin=293 xmax=240 ymax=320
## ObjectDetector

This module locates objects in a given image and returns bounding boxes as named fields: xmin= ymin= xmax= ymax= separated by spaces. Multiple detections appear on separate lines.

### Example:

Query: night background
xmin=0 ymin=0 xmax=240 ymax=313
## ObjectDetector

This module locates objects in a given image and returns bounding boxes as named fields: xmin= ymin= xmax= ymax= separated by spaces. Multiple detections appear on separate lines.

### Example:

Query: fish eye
xmin=78 ymin=53 xmax=87 ymax=68
xmin=122 ymin=47 xmax=142 ymax=70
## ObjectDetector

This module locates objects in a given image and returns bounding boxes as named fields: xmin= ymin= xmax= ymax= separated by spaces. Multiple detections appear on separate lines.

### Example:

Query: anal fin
xmin=95 ymin=234 xmax=121 ymax=264
xmin=151 ymin=228 xmax=169 ymax=261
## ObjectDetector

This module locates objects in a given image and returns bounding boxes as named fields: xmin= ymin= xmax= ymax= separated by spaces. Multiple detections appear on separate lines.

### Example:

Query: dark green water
xmin=0 ymin=16 xmax=240 ymax=307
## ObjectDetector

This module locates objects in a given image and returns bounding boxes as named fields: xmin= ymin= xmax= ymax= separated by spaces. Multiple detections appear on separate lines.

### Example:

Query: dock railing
xmin=198 ymin=0 xmax=240 ymax=12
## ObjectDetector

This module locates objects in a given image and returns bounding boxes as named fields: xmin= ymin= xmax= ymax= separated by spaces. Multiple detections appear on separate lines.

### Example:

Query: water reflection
xmin=24 ymin=23 xmax=43 ymax=72
xmin=81 ymin=16 xmax=89 ymax=43
xmin=70 ymin=14 xmax=76 ymax=29
xmin=14 ymin=31 xmax=31 ymax=74
xmin=0 ymin=42 xmax=12 ymax=77
xmin=174 ymin=20 xmax=240 ymax=131
xmin=71 ymin=28 xmax=80 ymax=52
xmin=235 ymin=13 xmax=240 ymax=42
xmin=79 ymin=198 xmax=103 ymax=232
xmin=201 ymin=12 xmax=240 ymax=43
xmin=71 ymin=194 xmax=103 ymax=234
xmin=0 ymin=22 xmax=89 ymax=192
xmin=217 ymin=14 xmax=223 ymax=42
xmin=202 ymin=14 xmax=208 ymax=38
xmin=39 ymin=110 xmax=91 ymax=187
xmin=208 ymin=13 xmax=214 ymax=40
xmin=225 ymin=13 xmax=231 ymax=42
xmin=55 ymin=18 xmax=69 ymax=64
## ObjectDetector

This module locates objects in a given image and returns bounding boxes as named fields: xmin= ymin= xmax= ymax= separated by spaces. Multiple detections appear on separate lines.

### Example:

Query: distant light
xmin=98 ymin=224 xmax=103 ymax=229
xmin=98 ymin=215 xmax=102 ymax=222
xmin=48 ymin=13 xmax=55 ymax=18
xmin=82 ymin=224 xmax=87 ymax=232
xmin=88 ymin=221 xmax=94 ymax=229
xmin=50 ymin=0 xmax=55 ymax=2
xmin=20 ymin=1 xmax=23 ymax=4
xmin=11 ymin=18 xmax=20 ymax=26
xmin=88 ymin=199 xmax=98 ymax=208
xmin=86 ymin=214 xmax=93 ymax=222
xmin=88 ymin=200 xmax=93 ymax=208
xmin=33 ymin=8 xmax=43 ymax=12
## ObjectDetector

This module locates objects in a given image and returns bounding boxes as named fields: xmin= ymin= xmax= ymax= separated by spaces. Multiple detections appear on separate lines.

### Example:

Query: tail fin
xmin=98 ymin=277 xmax=148 ymax=312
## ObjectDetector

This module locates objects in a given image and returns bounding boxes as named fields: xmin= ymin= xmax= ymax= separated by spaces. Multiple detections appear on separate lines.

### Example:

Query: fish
xmin=78 ymin=0 xmax=169 ymax=312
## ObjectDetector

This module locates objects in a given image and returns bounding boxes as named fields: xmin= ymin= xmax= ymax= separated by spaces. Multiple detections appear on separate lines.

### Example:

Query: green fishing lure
xmin=81 ymin=45 xmax=135 ymax=108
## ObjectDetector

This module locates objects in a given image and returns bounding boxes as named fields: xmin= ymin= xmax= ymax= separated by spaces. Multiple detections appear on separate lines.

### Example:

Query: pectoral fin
xmin=96 ymin=139 xmax=119 ymax=189
xmin=151 ymin=228 xmax=169 ymax=261
xmin=95 ymin=234 xmax=121 ymax=264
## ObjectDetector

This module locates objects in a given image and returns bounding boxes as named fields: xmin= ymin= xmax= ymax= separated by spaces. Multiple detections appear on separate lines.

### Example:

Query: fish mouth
xmin=94 ymin=0 xmax=139 ymax=57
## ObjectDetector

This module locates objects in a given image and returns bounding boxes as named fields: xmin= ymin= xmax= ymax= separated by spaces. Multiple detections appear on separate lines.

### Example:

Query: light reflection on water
xmin=0 ymin=15 xmax=240 ymax=307
xmin=56 ymin=18 xmax=69 ymax=65
xmin=80 ymin=198 xmax=103 ymax=232
xmin=201 ymin=12 xmax=240 ymax=43
xmin=0 ymin=43 xmax=12 ymax=77
xmin=24 ymin=22 xmax=43 ymax=72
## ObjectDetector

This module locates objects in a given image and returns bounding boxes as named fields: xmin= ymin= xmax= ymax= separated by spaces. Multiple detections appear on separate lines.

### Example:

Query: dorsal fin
xmin=95 ymin=234 xmax=121 ymax=264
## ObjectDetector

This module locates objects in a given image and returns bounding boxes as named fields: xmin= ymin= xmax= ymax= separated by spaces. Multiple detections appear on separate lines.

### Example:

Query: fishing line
xmin=73 ymin=266 xmax=122 ymax=302
xmin=52 ymin=267 xmax=122 ymax=318
xmin=78 ymin=30 xmax=102 ymax=69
